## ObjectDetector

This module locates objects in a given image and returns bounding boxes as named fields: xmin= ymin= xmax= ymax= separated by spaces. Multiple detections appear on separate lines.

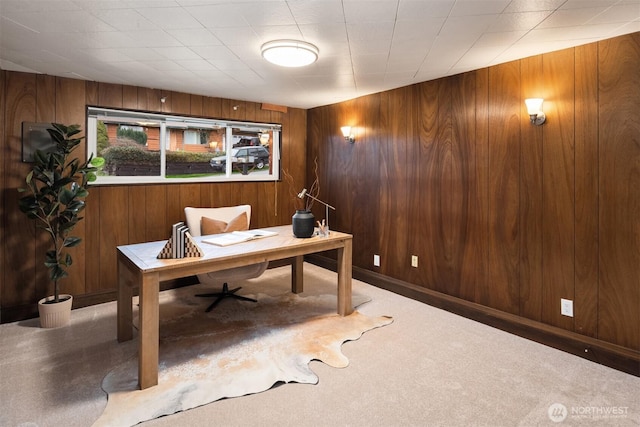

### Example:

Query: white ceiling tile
xmin=537 ymin=7 xmax=611 ymax=28
xmin=393 ymin=18 xmax=445 ymax=41
xmin=4 ymin=10 xmax=117 ymax=33
xmin=190 ymin=45 xmax=237 ymax=61
xmin=151 ymin=46 xmax=201 ymax=60
xmin=1 ymin=0 xmax=638 ymax=108
xmin=449 ymin=0 xmax=511 ymax=16
xmin=559 ymin=0 xmax=619 ymax=9
xmin=166 ymin=28 xmax=222 ymax=46
xmin=209 ymin=27 xmax=261 ymax=47
xmin=397 ymin=0 xmax=455 ymax=20
xmin=120 ymin=30 xmax=183 ymax=47
xmin=184 ymin=4 xmax=249 ymax=28
xmin=587 ymin=3 xmax=640 ymax=24
xmin=238 ymin=1 xmax=296 ymax=26
xmin=0 ymin=0 xmax=81 ymax=13
xmin=90 ymin=8 xmax=159 ymax=31
xmin=343 ymin=0 xmax=399 ymax=22
xmin=487 ymin=11 xmax=553 ymax=32
xmin=474 ymin=30 xmax=527 ymax=46
xmin=288 ymin=0 xmax=345 ymax=24
xmin=136 ymin=6 xmax=204 ymax=30
xmin=347 ymin=22 xmax=395 ymax=41
xmin=503 ymin=0 xmax=565 ymax=13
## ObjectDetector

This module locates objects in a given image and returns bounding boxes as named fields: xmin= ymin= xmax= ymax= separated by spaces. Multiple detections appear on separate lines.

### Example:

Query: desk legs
xmin=291 ymin=255 xmax=304 ymax=294
xmin=337 ymin=239 xmax=353 ymax=316
xmin=138 ymin=272 xmax=160 ymax=389
xmin=117 ymin=256 xmax=134 ymax=342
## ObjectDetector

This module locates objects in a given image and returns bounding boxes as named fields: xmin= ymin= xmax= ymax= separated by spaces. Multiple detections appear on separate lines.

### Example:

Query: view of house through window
xmin=86 ymin=107 xmax=281 ymax=184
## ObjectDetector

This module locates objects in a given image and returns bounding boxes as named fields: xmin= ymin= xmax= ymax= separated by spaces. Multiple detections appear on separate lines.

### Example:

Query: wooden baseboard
xmin=306 ymin=254 xmax=640 ymax=377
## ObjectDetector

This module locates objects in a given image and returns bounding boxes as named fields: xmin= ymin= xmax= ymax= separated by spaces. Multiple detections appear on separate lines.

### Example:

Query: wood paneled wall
xmin=307 ymin=33 xmax=640 ymax=352
xmin=1 ymin=73 xmax=307 ymax=321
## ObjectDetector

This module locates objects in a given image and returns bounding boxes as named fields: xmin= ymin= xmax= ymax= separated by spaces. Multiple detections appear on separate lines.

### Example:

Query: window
xmin=86 ymin=107 xmax=281 ymax=185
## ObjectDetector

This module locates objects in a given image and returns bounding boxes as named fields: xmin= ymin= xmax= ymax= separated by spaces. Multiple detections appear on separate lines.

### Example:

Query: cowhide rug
xmin=92 ymin=284 xmax=392 ymax=426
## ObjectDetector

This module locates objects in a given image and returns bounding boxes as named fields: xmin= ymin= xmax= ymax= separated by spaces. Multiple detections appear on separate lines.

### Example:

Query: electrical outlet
xmin=561 ymin=298 xmax=574 ymax=317
xmin=373 ymin=254 xmax=380 ymax=267
xmin=411 ymin=255 xmax=418 ymax=268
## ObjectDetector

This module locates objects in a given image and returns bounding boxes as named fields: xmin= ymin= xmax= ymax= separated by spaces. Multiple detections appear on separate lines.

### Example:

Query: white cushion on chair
xmin=184 ymin=205 xmax=268 ymax=286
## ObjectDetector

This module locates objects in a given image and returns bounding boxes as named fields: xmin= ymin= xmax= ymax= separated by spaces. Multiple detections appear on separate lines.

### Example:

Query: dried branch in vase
xmin=283 ymin=157 xmax=321 ymax=212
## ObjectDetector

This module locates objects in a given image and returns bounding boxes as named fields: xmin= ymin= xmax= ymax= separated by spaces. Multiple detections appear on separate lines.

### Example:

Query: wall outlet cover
xmin=561 ymin=298 xmax=574 ymax=317
xmin=373 ymin=254 xmax=380 ymax=267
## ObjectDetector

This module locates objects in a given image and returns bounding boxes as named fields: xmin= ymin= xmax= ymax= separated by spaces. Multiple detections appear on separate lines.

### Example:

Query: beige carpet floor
xmin=1 ymin=262 xmax=638 ymax=426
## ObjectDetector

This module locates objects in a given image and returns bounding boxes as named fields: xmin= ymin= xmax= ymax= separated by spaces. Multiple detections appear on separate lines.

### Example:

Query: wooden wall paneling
xmin=416 ymin=80 xmax=439 ymax=289
xmin=203 ymin=96 xmax=222 ymax=118
xmin=377 ymin=90 xmax=393 ymax=273
xmin=138 ymin=88 xmax=163 ymax=112
xmin=434 ymin=78 xmax=455 ymax=295
xmin=472 ymin=68 xmax=490 ymax=306
xmin=99 ymin=187 xmax=129 ymax=291
xmin=333 ymin=100 xmax=358 ymax=236
xmin=279 ymin=108 xmax=303 ymax=226
xmin=166 ymin=184 xmax=184 ymax=226
xmin=122 ymin=85 xmax=138 ymax=110
xmin=170 ymin=91 xmax=191 ymax=115
xmin=453 ymin=72 xmax=480 ymax=302
xmin=85 ymin=81 xmax=99 ymax=107
xmin=190 ymin=95 xmax=203 ymax=117
xmin=519 ymin=56 xmax=544 ymax=321
xmin=440 ymin=76 xmax=461 ymax=295
xmin=98 ymin=83 xmax=123 ymax=108
xmin=486 ymin=62 xmax=521 ymax=314
xmin=597 ymin=34 xmax=640 ymax=350
xmin=0 ymin=70 xmax=4 ymax=316
xmin=304 ymin=108 xmax=323 ymax=220
xmin=3 ymin=72 xmax=38 ymax=307
xmin=382 ymin=88 xmax=411 ymax=279
xmin=56 ymin=77 xmax=89 ymax=296
xmin=178 ymin=184 xmax=202 ymax=220
xmin=36 ymin=75 xmax=56 ymax=122
xmin=573 ymin=43 xmax=599 ymax=338
xmin=128 ymin=186 xmax=148 ymax=244
xmin=360 ymin=92 xmax=382 ymax=271
xmin=145 ymin=185 xmax=168 ymax=242
xmin=84 ymin=185 xmax=101 ymax=294
xmin=405 ymin=84 xmax=423 ymax=286
xmin=541 ymin=50 xmax=576 ymax=330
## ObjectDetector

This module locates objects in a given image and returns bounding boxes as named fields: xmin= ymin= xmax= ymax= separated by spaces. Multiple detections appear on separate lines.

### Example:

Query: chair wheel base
xmin=195 ymin=283 xmax=257 ymax=312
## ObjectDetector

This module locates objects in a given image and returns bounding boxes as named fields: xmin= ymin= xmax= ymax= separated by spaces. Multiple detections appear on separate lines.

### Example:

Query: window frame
xmin=86 ymin=106 xmax=282 ymax=185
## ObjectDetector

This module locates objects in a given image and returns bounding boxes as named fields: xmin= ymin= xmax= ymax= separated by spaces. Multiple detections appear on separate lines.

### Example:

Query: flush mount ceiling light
xmin=261 ymin=40 xmax=319 ymax=67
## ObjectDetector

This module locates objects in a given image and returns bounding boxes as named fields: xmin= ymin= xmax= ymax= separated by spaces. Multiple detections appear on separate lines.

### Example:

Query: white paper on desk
xmin=202 ymin=229 xmax=278 ymax=247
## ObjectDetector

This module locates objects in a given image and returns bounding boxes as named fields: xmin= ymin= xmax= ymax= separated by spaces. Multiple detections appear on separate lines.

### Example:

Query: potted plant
xmin=18 ymin=123 xmax=99 ymax=328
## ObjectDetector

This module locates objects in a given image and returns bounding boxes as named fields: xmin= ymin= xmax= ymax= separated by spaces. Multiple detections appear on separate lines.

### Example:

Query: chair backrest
xmin=184 ymin=205 xmax=252 ymax=237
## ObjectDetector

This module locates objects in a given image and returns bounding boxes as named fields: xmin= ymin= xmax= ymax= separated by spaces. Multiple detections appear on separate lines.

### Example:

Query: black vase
xmin=292 ymin=210 xmax=315 ymax=238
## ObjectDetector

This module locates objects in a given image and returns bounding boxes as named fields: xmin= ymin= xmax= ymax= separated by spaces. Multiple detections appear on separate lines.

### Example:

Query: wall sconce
xmin=341 ymin=126 xmax=355 ymax=143
xmin=524 ymin=98 xmax=546 ymax=125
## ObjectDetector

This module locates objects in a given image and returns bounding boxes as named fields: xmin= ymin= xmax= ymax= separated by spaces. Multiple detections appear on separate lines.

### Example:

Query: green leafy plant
xmin=18 ymin=123 xmax=99 ymax=303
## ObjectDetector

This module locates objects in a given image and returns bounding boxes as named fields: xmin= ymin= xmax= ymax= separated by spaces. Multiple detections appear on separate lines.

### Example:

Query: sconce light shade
xmin=524 ymin=98 xmax=546 ymax=125
xmin=261 ymin=40 xmax=319 ymax=67
xmin=341 ymin=126 xmax=355 ymax=143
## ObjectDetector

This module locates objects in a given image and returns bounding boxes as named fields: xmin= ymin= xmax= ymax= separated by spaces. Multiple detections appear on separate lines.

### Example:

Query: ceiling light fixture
xmin=261 ymin=40 xmax=319 ymax=67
